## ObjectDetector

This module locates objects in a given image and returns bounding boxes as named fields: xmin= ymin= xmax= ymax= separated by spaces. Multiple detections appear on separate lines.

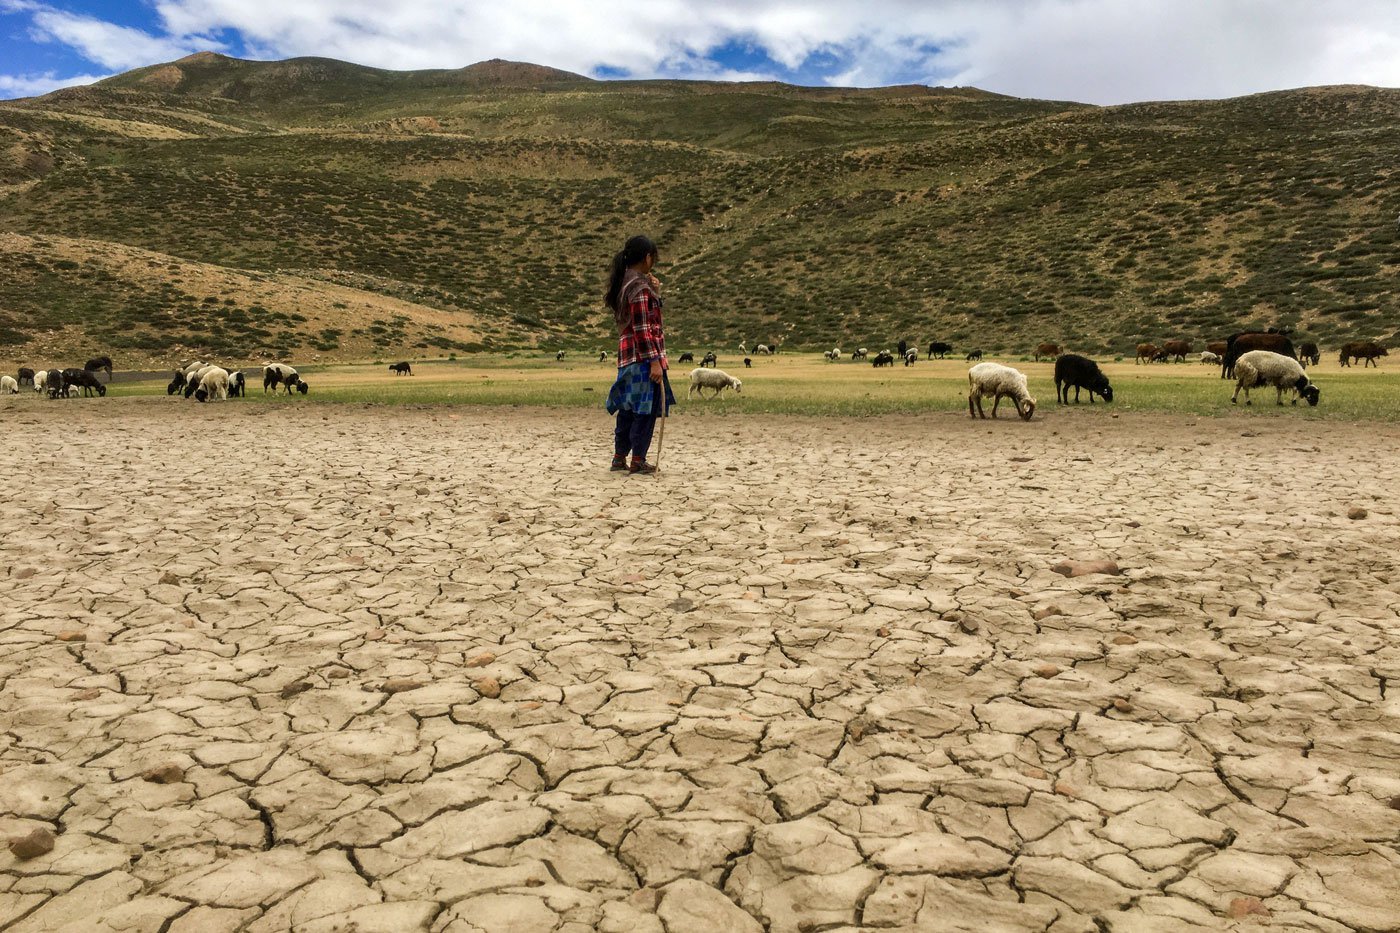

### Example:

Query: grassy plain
xmin=87 ymin=352 xmax=1400 ymax=421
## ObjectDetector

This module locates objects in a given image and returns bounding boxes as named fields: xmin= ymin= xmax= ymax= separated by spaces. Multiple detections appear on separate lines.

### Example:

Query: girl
xmin=604 ymin=235 xmax=675 ymax=474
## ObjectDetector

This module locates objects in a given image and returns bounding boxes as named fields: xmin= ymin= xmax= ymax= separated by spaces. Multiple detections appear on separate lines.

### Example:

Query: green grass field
xmin=86 ymin=354 xmax=1399 ymax=421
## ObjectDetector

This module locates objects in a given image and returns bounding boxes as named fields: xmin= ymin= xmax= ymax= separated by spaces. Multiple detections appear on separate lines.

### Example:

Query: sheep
xmin=928 ymin=341 xmax=952 ymax=359
xmin=739 ymin=341 xmax=747 ymax=354
xmin=1033 ymin=343 xmax=1061 ymax=362
xmin=904 ymin=348 xmax=918 ymax=366
xmin=0 ymin=375 xmax=17 ymax=394
xmin=968 ymin=362 xmax=1036 ymax=421
xmin=1231 ymin=350 xmax=1319 ymax=407
xmin=263 ymin=363 xmax=305 ymax=394
xmin=227 ymin=370 xmax=246 ymax=398
xmin=743 ymin=357 xmax=752 ymax=368
xmin=1053 ymin=354 xmax=1113 ymax=404
xmin=688 ymin=367 xmax=742 ymax=399
xmin=555 ymin=350 xmax=566 ymax=361
xmin=755 ymin=344 xmax=772 ymax=355
xmin=1298 ymin=342 xmax=1320 ymax=368
xmin=824 ymin=348 xmax=841 ymax=362
xmin=194 ymin=366 xmax=230 ymax=402
xmin=851 ymin=348 xmax=868 ymax=360
xmin=185 ymin=365 xmax=217 ymax=398
xmin=701 ymin=352 xmax=717 ymax=368
xmin=167 ymin=371 xmax=186 ymax=395
xmin=677 ymin=352 xmax=695 ymax=363
xmin=965 ymin=349 xmax=983 ymax=362
xmin=871 ymin=351 xmax=895 ymax=367
xmin=60 ymin=368 xmax=106 ymax=397
xmin=33 ymin=370 xmax=48 ymax=394
xmin=17 ymin=367 xmax=34 ymax=387
xmin=1199 ymin=351 xmax=1221 ymax=366
xmin=389 ymin=362 xmax=412 ymax=375
xmin=597 ymin=351 xmax=608 ymax=363
xmin=84 ymin=355 xmax=113 ymax=381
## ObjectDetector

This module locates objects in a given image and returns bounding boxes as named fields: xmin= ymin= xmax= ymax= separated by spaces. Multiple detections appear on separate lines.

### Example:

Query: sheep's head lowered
xmin=1017 ymin=396 xmax=1037 ymax=421
xmin=1295 ymin=377 xmax=1321 ymax=407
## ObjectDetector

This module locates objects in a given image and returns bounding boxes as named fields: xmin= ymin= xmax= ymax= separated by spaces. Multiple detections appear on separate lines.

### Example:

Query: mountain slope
xmin=1 ymin=53 xmax=1397 ymax=366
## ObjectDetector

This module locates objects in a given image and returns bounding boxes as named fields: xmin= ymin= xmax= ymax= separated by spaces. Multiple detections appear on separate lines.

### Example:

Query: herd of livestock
xmin=2 ymin=357 xmax=310 ymax=401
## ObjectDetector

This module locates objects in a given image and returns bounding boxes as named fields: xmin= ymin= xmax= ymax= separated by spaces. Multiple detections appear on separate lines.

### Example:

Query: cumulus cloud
xmin=0 ymin=69 xmax=109 ymax=98
xmin=4 ymin=0 xmax=1400 ymax=104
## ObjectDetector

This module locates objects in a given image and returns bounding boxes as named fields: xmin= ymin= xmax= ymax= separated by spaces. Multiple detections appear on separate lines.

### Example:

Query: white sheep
xmin=851 ymin=348 xmax=867 ymax=360
xmin=194 ymin=366 xmax=230 ymax=402
xmin=0 ymin=375 xmax=17 ymax=394
xmin=824 ymin=348 xmax=842 ymax=362
xmin=688 ymin=367 xmax=742 ymax=399
xmin=1231 ymin=350 xmax=1320 ymax=407
xmin=968 ymin=362 xmax=1037 ymax=420
xmin=1200 ymin=351 xmax=1221 ymax=366
xmin=32 ymin=370 xmax=48 ymax=393
xmin=756 ymin=344 xmax=772 ymax=355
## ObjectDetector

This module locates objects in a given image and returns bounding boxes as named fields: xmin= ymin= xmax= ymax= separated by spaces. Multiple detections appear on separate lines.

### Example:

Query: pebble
xmin=1032 ymin=605 xmax=1064 ymax=621
xmin=1348 ymin=507 xmax=1368 ymax=520
xmin=1111 ymin=634 xmax=1138 ymax=645
xmin=56 ymin=631 xmax=86 ymax=642
xmin=475 ymin=676 xmax=502 ymax=699
xmin=464 ymin=652 xmax=496 ymax=668
xmin=158 ymin=571 xmax=181 ymax=585
xmin=1112 ymin=698 xmax=1132 ymax=713
xmin=1034 ymin=664 xmax=1061 ymax=679
xmin=383 ymin=678 xmax=423 ymax=694
xmin=9 ymin=828 xmax=55 ymax=860
xmin=142 ymin=764 xmax=186 ymax=784
xmin=1228 ymin=897 xmax=1270 ymax=919
xmin=1051 ymin=559 xmax=1122 ymax=577
xmin=280 ymin=681 xmax=313 ymax=699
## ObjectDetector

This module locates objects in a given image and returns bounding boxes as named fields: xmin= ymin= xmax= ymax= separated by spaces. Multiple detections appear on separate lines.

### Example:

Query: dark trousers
xmin=614 ymin=410 xmax=657 ymax=461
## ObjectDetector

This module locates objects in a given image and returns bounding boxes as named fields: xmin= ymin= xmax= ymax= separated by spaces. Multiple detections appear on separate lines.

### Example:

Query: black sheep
xmin=61 ymin=368 xmax=106 ymax=397
xmin=965 ymin=349 xmax=983 ymax=362
xmin=1053 ymin=354 xmax=1113 ymax=404
xmin=677 ymin=352 xmax=694 ymax=363
xmin=389 ymin=362 xmax=412 ymax=375
xmin=167 ymin=371 xmax=186 ymax=395
xmin=928 ymin=341 xmax=952 ymax=359
xmin=871 ymin=351 xmax=895 ymax=367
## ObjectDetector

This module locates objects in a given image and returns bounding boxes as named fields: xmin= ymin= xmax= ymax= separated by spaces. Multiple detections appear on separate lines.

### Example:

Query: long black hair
xmin=605 ymin=235 xmax=658 ymax=330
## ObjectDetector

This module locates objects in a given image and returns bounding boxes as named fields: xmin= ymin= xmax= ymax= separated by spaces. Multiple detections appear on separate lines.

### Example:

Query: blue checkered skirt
xmin=606 ymin=363 xmax=675 ymax=417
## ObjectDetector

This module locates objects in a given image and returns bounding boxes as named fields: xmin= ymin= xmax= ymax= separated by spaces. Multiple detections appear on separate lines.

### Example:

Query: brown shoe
xmin=610 ymin=455 xmax=628 ymax=471
xmin=628 ymin=459 xmax=658 ymax=475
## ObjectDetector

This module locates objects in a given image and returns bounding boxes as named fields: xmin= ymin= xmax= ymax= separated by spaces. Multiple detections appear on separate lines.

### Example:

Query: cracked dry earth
xmin=2 ymin=402 xmax=1400 ymax=933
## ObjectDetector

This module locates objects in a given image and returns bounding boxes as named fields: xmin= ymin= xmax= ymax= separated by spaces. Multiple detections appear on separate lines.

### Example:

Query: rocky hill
xmin=2 ymin=53 xmax=1397 ymax=366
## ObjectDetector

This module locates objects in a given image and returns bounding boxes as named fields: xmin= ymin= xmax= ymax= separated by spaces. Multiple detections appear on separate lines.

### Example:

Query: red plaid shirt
xmin=616 ymin=271 xmax=667 ymax=369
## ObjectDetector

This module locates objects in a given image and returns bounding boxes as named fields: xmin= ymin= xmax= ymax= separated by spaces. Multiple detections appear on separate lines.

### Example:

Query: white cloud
xmin=25 ymin=6 xmax=218 ymax=71
xmin=0 ymin=69 xmax=108 ymax=98
xmin=5 ymin=0 xmax=1400 ymax=105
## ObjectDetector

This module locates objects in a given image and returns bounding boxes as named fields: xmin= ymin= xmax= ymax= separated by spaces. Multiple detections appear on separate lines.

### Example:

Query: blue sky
xmin=4 ymin=1 xmax=1400 ymax=103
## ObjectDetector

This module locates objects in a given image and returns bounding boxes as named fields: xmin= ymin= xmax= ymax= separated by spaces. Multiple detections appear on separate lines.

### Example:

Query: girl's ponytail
xmin=604 ymin=235 xmax=658 ymax=331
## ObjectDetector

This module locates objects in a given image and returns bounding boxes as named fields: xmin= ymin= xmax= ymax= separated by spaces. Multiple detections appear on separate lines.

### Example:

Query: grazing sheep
xmin=739 ymin=342 xmax=747 ymax=354
xmin=823 ymin=348 xmax=842 ymax=362
xmin=1222 ymin=332 xmax=1296 ymax=379
xmin=678 ymin=352 xmax=695 ymax=363
xmin=701 ymin=352 xmax=718 ymax=368
xmin=965 ymin=349 xmax=983 ymax=362
xmin=688 ymin=367 xmax=742 ymax=399
xmin=872 ymin=351 xmax=895 ymax=367
xmin=84 ymin=355 xmax=113 ymax=381
xmin=755 ymin=344 xmax=772 ymax=355
xmin=1199 ymin=351 xmax=1221 ymax=366
xmin=1053 ymin=354 xmax=1113 ymax=404
xmin=1135 ymin=343 xmax=1159 ymax=365
xmin=598 ymin=351 xmax=608 ymax=363
xmin=0 ymin=375 xmax=17 ymax=394
xmin=1298 ymin=342 xmax=1320 ymax=368
xmin=903 ymin=348 xmax=918 ymax=366
xmin=185 ymin=365 xmax=217 ymax=398
xmin=1231 ymin=350 xmax=1320 ymax=407
xmin=263 ymin=363 xmax=304 ymax=394
xmin=60 ymin=368 xmax=106 ymax=397
xmin=928 ymin=341 xmax=952 ymax=359
xmin=1034 ymin=343 xmax=1061 ymax=362
xmin=968 ymin=362 xmax=1036 ymax=421
xmin=851 ymin=348 xmax=868 ymax=360
xmin=33 ymin=370 xmax=49 ymax=394
xmin=1161 ymin=339 xmax=1192 ymax=362
xmin=390 ymin=362 xmax=412 ymax=375
xmin=167 ymin=371 xmax=186 ymax=395
xmin=17 ymin=367 xmax=34 ymax=387
xmin=743 ymin=357 xmax=752 ymax=368
xmin=227 ymin=370 xmax=246 ymax=398
xmin=193 ymin=366 xmax=230 ymax=402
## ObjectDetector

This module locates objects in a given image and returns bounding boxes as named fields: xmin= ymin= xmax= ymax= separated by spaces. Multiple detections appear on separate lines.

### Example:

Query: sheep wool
xmin=968 ymin=362 xmax=1037 ymax=421
xmin=1231 ymin=350 xmax=1320 ymax=407
xmin=688 ymin=367 xmax=742 ymax=399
